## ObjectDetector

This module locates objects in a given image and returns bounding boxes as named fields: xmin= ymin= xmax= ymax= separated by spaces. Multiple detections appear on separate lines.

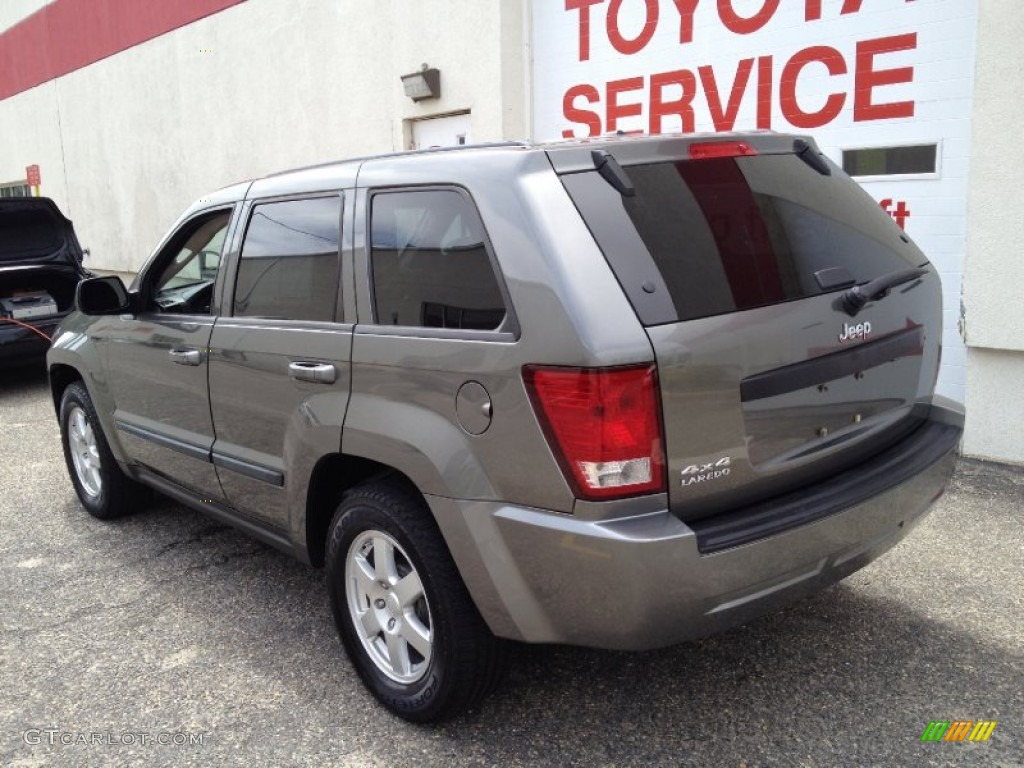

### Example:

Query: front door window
xmin=151 ymin=212 xmax=230 ymax=314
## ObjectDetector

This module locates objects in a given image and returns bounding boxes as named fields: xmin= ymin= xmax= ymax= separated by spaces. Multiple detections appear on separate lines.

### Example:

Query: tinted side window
xmin=233 ymin=196 xmax=342 ymax=321
xmin=370 ymin=189 xmax=506 ymax=331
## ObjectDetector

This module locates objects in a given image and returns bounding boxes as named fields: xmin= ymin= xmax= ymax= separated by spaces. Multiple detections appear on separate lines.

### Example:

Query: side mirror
xmin=76 ymin=276 xmax=132 ymax=315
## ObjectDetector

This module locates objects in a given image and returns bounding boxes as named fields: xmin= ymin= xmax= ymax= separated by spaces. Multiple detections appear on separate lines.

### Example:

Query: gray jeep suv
xmin=48 ymin=133 xmax=963 ymax=722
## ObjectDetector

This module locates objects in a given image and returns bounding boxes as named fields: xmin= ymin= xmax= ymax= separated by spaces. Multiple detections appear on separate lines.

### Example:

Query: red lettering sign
xmin=607 ymin=76 xmax=646 ymax=130
xmin=559 ymin=31 xmax=920 ymax=136
xmin=700 ymin=59 xmax=754 ymax=131
xmin=880 ymin=198 xmax=911 ymax=229
xmin=566 ymin=0 xmax=604 ymax=62
xmin=562 ymin=84 xmax=602 ymax=138
xmin=780 ymin=46 xmax=847 ymax=129
xmin=606 ymin=0 xmax=659 ymax=55
xmin=717 ymin=0 xmax=780 ymax=35
xmin=558 ymin=0 xmax=922 ymax=136
xmin=854 ymin=34 xmax=917 ymax=121
xmin=670 ymin=0 xmax=699 ymax=44
xmin=649 ymin=69 xmax=697 ymax=133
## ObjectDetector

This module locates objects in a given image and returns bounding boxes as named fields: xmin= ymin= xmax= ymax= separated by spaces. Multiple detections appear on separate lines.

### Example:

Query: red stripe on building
xmin=0 ymin=0 xmax=246 ymax=101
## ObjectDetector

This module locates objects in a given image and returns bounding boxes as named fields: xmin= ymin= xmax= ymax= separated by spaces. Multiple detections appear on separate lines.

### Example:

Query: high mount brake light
xmin=688 ymin=141 xmax=758 ymax=160
xmin=523 ymin=364 xmax=666 ymax=501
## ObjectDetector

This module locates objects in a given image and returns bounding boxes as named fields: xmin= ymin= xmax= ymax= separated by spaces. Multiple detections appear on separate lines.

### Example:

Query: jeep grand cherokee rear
xmin=487 ymin=133 xmax=962 ymax=648
xmin=554 ymin=134 xmax=950 ymax=532
xmin=361 ymin=134 xmax=961 ymax=704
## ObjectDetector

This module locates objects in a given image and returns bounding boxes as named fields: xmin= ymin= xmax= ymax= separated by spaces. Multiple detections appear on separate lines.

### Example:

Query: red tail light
xmin=688 ymin=141 xmax=757 ymax=160
xmin=523 ymin=364 xmax=666 ymax=501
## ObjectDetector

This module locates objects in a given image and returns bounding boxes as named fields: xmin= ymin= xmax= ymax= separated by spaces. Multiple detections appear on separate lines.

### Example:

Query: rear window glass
xmin=564 ymin=153 xmax=926 ymax=324
xmin=0 ymin=208 xmax=62 ymax=259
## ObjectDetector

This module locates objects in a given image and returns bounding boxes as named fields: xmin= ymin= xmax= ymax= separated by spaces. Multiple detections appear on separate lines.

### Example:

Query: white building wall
xmin=962 ymin=0 xmax=1024 ymax=465
xmin=1 ymin=81 xmax=65 ymax=198
xmin=0 ymin=0 xmax=525 ymax=275
xmin=0 ymin=0 xmax=52 ymax=32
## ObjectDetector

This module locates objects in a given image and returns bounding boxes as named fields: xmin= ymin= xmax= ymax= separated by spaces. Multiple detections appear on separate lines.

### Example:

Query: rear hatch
xmin=0 ymin=198 xmax=84 ymax=266
xmin=0 ymin=198 xmax=86 ymax=320
xmin=553 ymin=134 xmax=941 ymax=522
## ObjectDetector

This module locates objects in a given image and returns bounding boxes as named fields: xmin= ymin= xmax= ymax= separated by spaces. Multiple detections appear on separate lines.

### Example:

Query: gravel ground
xmin=1 ymin=362 xmax=1021 ymax=768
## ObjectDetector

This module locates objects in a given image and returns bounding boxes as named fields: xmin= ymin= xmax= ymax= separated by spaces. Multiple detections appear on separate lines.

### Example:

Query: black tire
xmin=59 ymin=381 xmax=149 ymax=520
xmin=325 ymin=480 xmax=509 ymax=722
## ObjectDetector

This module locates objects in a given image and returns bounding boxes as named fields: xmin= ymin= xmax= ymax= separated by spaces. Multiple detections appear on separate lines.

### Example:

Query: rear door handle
xmin=169 ymin=348 xmax=201 ymax=366
xmin=288 ymin=361 xmax=337 ymax=384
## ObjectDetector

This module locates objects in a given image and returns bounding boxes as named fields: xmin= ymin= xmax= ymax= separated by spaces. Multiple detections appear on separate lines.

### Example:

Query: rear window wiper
xmin=841 ymin=267 xmax=927 ymax=316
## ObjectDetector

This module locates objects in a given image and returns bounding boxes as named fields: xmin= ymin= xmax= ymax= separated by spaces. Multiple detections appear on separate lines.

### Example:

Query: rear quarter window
xmin=369 ymin=189 xmax=507 ymax=331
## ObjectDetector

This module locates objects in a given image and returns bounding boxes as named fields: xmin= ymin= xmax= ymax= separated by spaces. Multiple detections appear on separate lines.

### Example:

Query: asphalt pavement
xmin=1 ymin=362 xmax=1021 ymax=767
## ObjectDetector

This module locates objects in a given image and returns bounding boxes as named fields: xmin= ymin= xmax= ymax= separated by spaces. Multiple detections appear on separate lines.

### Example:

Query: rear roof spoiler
xmin=546 ymin=132 xmax=823 ymax=174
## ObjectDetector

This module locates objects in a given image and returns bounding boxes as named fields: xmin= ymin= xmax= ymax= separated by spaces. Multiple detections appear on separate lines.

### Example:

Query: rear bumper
xmin=429 ymin=399 xmax=963 ymax=650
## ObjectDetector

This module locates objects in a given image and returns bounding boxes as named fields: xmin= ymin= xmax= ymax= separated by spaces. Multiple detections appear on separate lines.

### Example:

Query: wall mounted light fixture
xmin=401 ymin=65 xmax=441 ymax=102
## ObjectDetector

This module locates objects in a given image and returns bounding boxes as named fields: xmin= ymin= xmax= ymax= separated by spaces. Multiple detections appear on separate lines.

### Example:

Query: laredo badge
xmin=681 ymin=457 xmax=732 ymax=487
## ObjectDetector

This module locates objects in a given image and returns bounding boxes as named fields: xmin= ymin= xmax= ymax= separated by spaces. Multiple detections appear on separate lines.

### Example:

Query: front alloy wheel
xmin=67 ymin=405 xmax=102 ymax=498
xmin=59 ymin=380 xmax=149 ymax=519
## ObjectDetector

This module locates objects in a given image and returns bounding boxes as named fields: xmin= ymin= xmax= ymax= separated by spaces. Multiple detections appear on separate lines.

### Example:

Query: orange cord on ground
xmin=0 ymin=316 xmax=52 ymax=342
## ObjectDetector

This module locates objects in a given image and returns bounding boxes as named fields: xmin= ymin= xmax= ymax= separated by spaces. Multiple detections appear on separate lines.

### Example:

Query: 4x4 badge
xmin=681 ymin=456 xmax=731 ymax=487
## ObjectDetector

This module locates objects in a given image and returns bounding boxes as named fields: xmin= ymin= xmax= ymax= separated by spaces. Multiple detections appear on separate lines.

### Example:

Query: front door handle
xmin=288 ymin=361 xmax=337 ymax=384
xmin=169 ymin=348 xmax=201 ymax=366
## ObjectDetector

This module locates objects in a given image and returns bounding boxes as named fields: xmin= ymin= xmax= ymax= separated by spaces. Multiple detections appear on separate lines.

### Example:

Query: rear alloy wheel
xmin=346 ymin=530 xmax=433 ymax=684
xmin=326 ymin=481 xmax=509 ymax=722
xmin=59 ymin=381 xmax=149 ymax=519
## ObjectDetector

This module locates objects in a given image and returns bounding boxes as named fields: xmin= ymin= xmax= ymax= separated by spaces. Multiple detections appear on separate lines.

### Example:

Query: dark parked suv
xmin=0 ymin=198 xmax=90 ymax=362
xmin=48 ymin=134 xmax=963 ymax=721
